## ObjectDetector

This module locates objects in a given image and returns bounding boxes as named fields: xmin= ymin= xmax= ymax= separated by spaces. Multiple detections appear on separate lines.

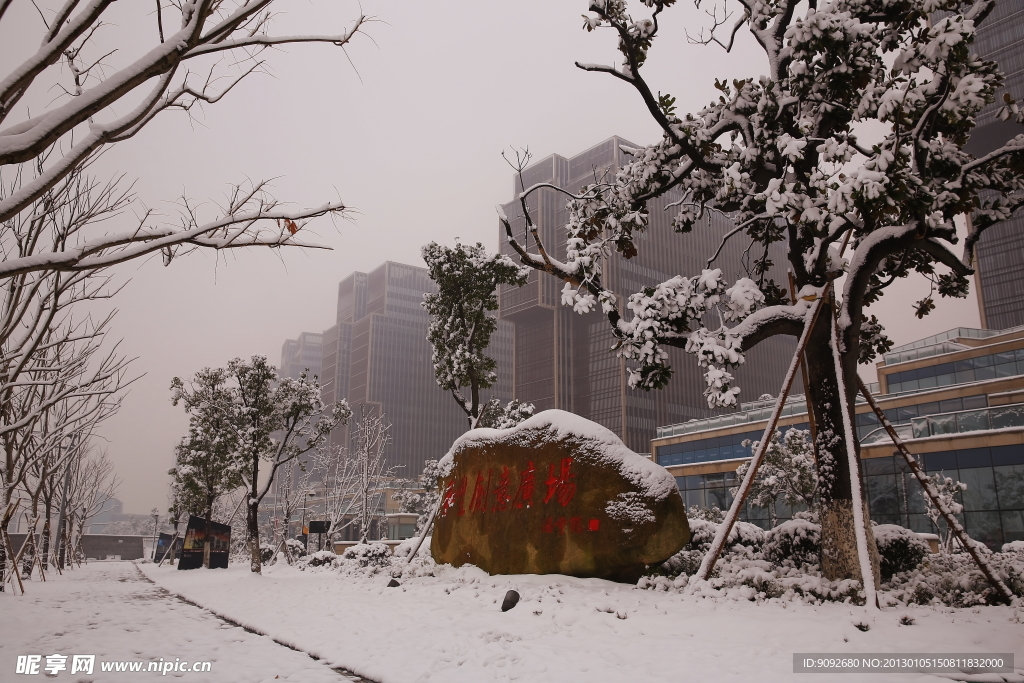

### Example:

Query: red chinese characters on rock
xmin=439 ymin=457 xmax=597 ymax=534
xmin=541 ymin=516 xmax=600 ymax=534
xmin=543 ymin=457 xmax=577 ymax=506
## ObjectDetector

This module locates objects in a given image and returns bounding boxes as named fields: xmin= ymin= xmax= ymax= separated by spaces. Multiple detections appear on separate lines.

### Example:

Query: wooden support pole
xmin=158 ymin=530 xmax=180 ymax=567
xmin=856 ymin=377 xmax=1016 ymax=604
xmin=406 ymin=498 xmax=440 ymax=564
xmin=695 ymin=288 xmax=830 ymax=582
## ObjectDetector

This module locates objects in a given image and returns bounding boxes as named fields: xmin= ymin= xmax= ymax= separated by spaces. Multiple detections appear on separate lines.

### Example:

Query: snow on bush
xmin=658 ymin=519 xmax=766 ymax=580
xmin=764 ymin=519 xmax=820 ymax=567
xmin=341 ymin=542 xmax=392 ymax=568
xmin=285 ymin=539 xmax=307 ymax=560
xmin=646 ymin=516 xmax=1024 ymax=607
xmin=1002 ymin=540 xmax=1024 ymax=555
xmin=883 ymin=551 xmax=1024 ymax=607
xmin=873 ymin=524 xmax=927 ymax=580
xmin=259 ymin=543 xmax=276 ymax=565
xmin=302 ymin=550 xmax=339 ymax=569
xmin=392 ymin=536 xmax=431 ymax=560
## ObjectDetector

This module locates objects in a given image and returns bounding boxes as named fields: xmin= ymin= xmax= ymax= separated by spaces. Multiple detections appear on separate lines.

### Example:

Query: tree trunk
xmin=22 ymin=510 xmax=38 ymax=579
xmin=203 ymin=496 xmax=213 ymax=569
xmin=0 ymin=498 xmax=13 ymax=592
xmin=803 ymin=310 xmax=881 ymax=583
xmin=40 ymin=518 xmax=51 ymax=571
xmin=246 ymin=496 xmax=261 ymax=574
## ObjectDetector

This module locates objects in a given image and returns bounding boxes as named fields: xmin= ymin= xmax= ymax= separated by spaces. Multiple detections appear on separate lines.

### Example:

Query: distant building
xmin=279 ymin=331 xmax=323 ymax=381
xmin=965 ymin=4 xmax=1024 ymax=329
xmin=319 ymin=261 xmax=513 ymax=477
xmin=652 ymin=325 xmax=1024 ymax=549
xmin=497 ymin=136 xmax=799 ymax=453
xmin=86 ymin=497 xmax=123 ymax=534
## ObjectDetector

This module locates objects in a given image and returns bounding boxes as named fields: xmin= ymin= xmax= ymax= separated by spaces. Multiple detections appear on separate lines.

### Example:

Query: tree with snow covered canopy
xmin=0 ymin=0 xmax=371 ymax=281
xmin=733 ymin=428 xmax=818 ymax=526
xmin=499 ymin=0 xmax=1024 ymax=581
xmin=421 ymin=241 xmax=533 ymax=429
xmin=393 ymin=458 xmax=441 ymax=532
xmin=921 ymin=472 xmax=967 ymax=552
xmin=169 ymin=367 xmax=245 ymax=568
xmin=171 ymin=356 xmax=350 ymax=574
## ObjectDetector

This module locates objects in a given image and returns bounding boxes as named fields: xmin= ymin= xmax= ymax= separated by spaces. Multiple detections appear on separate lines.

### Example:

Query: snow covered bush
xmin=392 ymin=536 xmax=431 ymax=561
xmin=302 ymin=551 xmax=339 ymax=569
xmin=259 ymin=543 xmax=276 ymax=565
xmin=873 ymin=525 xmax=928 ymax=580
xmin=658 ymin=518 xmax=766 ymax=577
xmin=764 ymin=520 xmax=821 ymax=567
xmin=1003 ymin=540 xmax=1024 ymax=555
xmin=341 ymin=542 xmax=392 ymax=568
xmin=883 ymin=552 xmax=1024 ymax=607
xmin=687 ymin=505 xmax=724 ymax=523
xmin=285 ymin=539 xmax=307 ymax=560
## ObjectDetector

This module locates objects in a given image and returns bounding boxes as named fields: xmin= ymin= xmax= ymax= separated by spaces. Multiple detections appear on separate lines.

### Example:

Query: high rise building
xmin=279 ymin=332 xmax=323 ymax=380
xmin=319 ymin=261 xmax=514 ymax=477
xmin=965 ymin=4 xmax=1024 ymax=329
xmin=497 ymin=136 xmax=799 ymax=453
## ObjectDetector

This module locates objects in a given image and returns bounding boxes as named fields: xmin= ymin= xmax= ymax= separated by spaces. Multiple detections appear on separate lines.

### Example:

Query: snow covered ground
xmin=136 ymin=559 xmax=1024 ymax=683
xmin=0 ymin=561 xmax=360 ymax=682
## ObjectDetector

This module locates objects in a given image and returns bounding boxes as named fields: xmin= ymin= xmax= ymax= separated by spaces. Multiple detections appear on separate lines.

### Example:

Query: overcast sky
xmin=1 ymin=0 xmax=980 ymax=514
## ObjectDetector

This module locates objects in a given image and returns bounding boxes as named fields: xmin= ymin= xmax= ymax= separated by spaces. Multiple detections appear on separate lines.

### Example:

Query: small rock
xmin=501 ymin=589 xmax=520 ymax=612
xmin=387 ymin=579 xmax=400 ymax=588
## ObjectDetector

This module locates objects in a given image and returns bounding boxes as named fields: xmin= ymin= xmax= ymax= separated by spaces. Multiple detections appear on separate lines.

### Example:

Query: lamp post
xmin=299 ymin=492 xmax=313 ymax=551
xmin=150 ymin=508 xmax=159 ymax=561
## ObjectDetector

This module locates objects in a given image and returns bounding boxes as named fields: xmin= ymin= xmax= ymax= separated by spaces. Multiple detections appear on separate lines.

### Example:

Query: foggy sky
xmin=1 ymin=0 xmax=979 ymax=513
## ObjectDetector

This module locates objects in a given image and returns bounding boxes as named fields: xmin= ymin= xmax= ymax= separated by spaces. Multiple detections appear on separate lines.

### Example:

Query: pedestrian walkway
xmin=0 ymin=561 xmax=360 ymax=682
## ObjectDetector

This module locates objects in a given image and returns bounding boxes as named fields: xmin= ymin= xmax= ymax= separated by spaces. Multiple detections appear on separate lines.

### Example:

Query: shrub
xmin=874 ymin=525 xmax=928 ymax=580
xmin=305 ymin=550 xmax=338 ymax=568
xmin=259 ymin=543 xmax=275 ymax=565
xmin=341 ymin=542 xmax=392 ymax=567
xmin=764 ymin=519 xmax=820 ymax=566
xmin=657 ymin=519 xmax=766 ymax=577
xmin=285 ymin=538 xmax=307 ymax=559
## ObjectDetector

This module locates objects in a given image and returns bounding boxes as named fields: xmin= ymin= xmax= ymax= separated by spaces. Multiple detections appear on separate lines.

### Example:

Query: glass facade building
xmin=318 ymin=262 xmax=513 ymax=477
xmin=279 ymin=331 xmax=324 ymax=381
xmin=497 ymin=136 xmax=799 ymax=453
xmin=652 ymin=326 xmax=1024 ymax=548
xmin=965 ymin=0 xmax=1024 ymax=329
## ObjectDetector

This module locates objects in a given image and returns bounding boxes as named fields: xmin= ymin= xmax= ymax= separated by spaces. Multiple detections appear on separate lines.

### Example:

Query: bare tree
xmin=0 ymin=1 xmax=371 ymax=278
xmin=317 ymin=407 xmax=396 ymax=544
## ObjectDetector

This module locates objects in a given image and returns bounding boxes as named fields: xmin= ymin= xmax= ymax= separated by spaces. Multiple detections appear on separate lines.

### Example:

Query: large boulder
xmin=431 ymin=410 xmax=689 ymax=582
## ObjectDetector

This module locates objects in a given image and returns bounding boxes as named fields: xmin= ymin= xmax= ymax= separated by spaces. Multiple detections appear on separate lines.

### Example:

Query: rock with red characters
xmin=431 ymin=410 xmax=689 ymax=582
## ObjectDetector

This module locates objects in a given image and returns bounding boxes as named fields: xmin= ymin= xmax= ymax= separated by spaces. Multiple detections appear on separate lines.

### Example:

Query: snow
xmin=126 ymin=559 xmax=1024 ymax=683
xmin=438 ymin=409 xmax=678 ymax=501
xmin=0 ymin=561 xmax=356 ymax=682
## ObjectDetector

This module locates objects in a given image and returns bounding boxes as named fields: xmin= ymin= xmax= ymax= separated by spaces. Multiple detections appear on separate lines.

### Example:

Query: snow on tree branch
xmin=0 ymin=0 xmax=370 ymax=278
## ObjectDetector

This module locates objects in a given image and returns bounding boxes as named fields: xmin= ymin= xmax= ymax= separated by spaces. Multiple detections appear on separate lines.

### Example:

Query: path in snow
xmin=140 ymin=561 xmax=1024 ymax=683
xmin=0 ymin=561 xmax=366 ymax=682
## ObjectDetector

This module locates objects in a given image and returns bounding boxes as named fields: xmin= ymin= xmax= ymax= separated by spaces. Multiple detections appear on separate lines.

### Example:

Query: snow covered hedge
xmin=764 ymin=520 xmax=821 ymax=567
xmin=873 ymin=525 xmax=928 ymax=581
xmin=647 ymin=519 xmax=1022 ymax=606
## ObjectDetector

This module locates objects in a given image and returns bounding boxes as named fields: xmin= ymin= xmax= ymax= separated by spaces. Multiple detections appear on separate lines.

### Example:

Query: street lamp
xmin=299 ymin=492 xmax=313 ymax=551
xmin=150 ymin=508 xmax=160 ymax=561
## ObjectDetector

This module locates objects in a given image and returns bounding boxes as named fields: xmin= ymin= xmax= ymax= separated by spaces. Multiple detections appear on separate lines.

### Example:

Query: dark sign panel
xmin=178 ymin=515 xmax=231 ymax=570
xmin=308 ymin=520 xmax=331 ymax=534
xmin=155 ymin=532 xmax=183 ymax=562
